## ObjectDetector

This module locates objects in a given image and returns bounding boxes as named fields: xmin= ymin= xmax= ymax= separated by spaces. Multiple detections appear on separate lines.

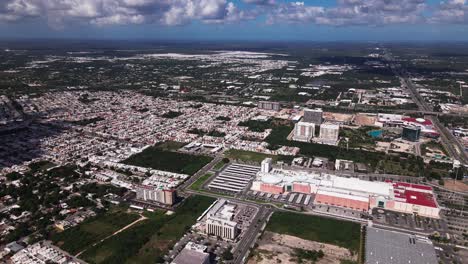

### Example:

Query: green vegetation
xmin=207 ymin=130 xmax=226 ymax=137
xmin=265 ymin=122 xmax=385 ymax=169
xmin=79 ymin=183 xmax=127 ymax=198
xmin=190 ymin=172 xmax=213 ymax=191
xmin=225 ymin=149 xmax=292 ymax=164
xmin=222 ymin=246 xmax=234 ymax=261
xmin=123 ymin=145 xmax=212 ymax=175
xmin=339 ymin=127 xmax=376 ymax=149
xmin=213 ymin=158 xmax=229 ymax=170
xmin=421 ymin=141 xmax=448 ymax=156
xmin=51 ymin=208 xmax=139 ymax=255
xmin=187 ymin=128 xmax=226 ymax=137
xmin=216 ymin=116 xmax=231 ymax=121
xmin=154 ymin=141 xmax=186 ymax=151
xmin=161 ymin=111 xmax=182 ymax=118
xmin=238 ymin=119 xmax=273 ymax=132
xmin=264 ymin=122 xmax=449 ymax=177
xmin=267 ymin=212 xmax=361 ymax=253
xmin=81 ymin=195 xmax=215 ymax=264
xmin=293 ymin=248 xmax=324 ymax=263
xmin=340 ymin=260 xmax=358 ymax=264
xmin=187 ymin=128 xmax=207 ymax=136
xmin=28 ymin=160 xmax=56 ymax=173
xmin=71 ymin=117 xmax=105 ymax=126
xmin=376 ymin=155 xmax=425 ymax=177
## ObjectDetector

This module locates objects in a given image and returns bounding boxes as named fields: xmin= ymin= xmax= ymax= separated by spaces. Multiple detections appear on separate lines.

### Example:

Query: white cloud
xmin=0 ymin=0 xmax=468 ymax=28
xmin=243 ymin=0 xmax=275 ymax=6
xmin=268 ymin=0 xmax=426 ymax=26
xmin=431 ymin=0 xmax=467 ymax=24
xmin=0 ymin=0 xmax=249 ymax=26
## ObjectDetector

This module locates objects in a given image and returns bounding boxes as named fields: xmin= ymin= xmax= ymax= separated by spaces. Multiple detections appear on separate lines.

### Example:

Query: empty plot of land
xmin=248 ymin=231 xmax=356 ymax=264
xmin=444 ymin=180 xmax=468 ymax=193
xmin=266 ymin=211 xmax=361 ymax=253
xmin=208 ymin=163 xmax=259 ymax=193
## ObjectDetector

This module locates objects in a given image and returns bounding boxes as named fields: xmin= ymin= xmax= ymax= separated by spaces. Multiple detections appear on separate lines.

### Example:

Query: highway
xmin=384 ymin=50 xmax=468 ymax=165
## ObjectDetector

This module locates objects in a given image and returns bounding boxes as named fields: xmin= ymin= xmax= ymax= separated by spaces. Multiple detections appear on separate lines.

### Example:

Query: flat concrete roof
xmin=172 ymin=248 xmax=209 ymax=264
xmin=366 ymin=227 xmax=438 ymax=264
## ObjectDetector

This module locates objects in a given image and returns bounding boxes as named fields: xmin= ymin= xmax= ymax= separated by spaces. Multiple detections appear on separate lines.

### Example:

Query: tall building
xmin=319 ymin=124 xmax=340 ymax=143
xmin=205 ymin=199 xmax=239 ymax=240
xmin=303 ymin=108 xmax=323 ymax=124
xmin=261 ymin=158 xmax=272 ymax=173
xmin=135 ymin=185 xmax=176 ymax=206
xmin=292 ymin=121 xmax=315 ymax=142
xmin=402 ymin=126 xmax=421 ymax=142
xmin=258 ymin=101 xmax=280 ymax=111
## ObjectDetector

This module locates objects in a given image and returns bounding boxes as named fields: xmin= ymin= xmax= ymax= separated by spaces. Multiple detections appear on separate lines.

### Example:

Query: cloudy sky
xmin=0 ymin=0 xmax=467 ymax=41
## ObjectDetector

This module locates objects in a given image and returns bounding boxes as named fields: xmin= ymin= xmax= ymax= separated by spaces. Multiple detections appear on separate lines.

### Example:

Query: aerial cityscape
xmin=1 ymin=1 xmax=468 ymax=264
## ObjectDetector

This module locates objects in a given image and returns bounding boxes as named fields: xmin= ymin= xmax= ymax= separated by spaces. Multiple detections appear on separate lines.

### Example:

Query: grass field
xmin=81 ymin=195 xmax=216 ymax=264
xmin=266 ymin=212 xmax=361 ymax=253
xmin=123 ymin=145 xmax=212 ymax=175
xmin=51 ymin=208 xmax=139 ymax=255
xmin=190 ymin=172 xmax=213 ymax=191
xmin=213 ymin=160 xmax=228 ymax=170
xmin=155 ymin=141 xmax=187 ymax=151
xmin=225 ymin=149 xmax=292 ymax=164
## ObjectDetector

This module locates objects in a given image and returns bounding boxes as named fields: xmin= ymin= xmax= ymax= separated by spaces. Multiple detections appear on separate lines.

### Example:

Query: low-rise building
xmin=172 ymin=242 xmax=210 ymax=264
xmin=251 ymin=159 xmax=440 ymax=218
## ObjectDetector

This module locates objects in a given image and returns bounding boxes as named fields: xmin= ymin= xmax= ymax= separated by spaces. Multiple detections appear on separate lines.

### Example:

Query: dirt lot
xmin=444 ymin=180 xmax=468 ymax=192
xmin=248 ymin=231 xmax=357 ymax=264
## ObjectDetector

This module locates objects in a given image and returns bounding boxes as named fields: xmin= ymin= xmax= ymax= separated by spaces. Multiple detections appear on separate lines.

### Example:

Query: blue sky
xmin=0 ymin=0 xmax=467 ymax=41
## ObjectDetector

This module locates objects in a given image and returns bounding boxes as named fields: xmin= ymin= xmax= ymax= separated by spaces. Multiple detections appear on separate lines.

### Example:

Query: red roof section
xmin=393 ymin=182 xmax=437 ymax=208
xmin=402 ymin=117 xmax=433 ymax=126
xmin=394 ymin=182 xmax=433 ymax=191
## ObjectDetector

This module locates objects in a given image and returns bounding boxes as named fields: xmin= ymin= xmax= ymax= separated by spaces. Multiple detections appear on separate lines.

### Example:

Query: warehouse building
xmin=208 ymin=163 xmax=259 ymax=193
xmin=251 ymin=159 xmax=440 ymax=218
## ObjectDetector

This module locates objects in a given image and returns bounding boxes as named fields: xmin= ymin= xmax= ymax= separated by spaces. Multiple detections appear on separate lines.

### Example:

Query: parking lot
xmin=245 ymin=190 xmax=314 ymax=207
xmin=371 ymin=208 xmax=445 ymax=233
xmin=314 ymin=204 xmax=370 ymax=219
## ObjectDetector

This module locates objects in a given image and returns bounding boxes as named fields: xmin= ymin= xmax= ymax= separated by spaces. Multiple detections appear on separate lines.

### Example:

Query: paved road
xmin=178 ymin=155 xmax=222 ymax=191
xmin=384 ymin=49 xmax=468 ymax=165
xmin=233 ymin=206 xmax=272 ymax=264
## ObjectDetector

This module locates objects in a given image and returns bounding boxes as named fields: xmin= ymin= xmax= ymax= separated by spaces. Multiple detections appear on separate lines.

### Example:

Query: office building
xmin=258 ymin=101 xmax=280 ymax=111
xmin=135 ymin=185 xmax=176 ymax=206
xmin=205 ymin=199 xmax=239 ymax=240
xmin=303 ymin=108 xmax=323 ymax=124
xmin=402 ymin=126 xmax=421 ymax=142
xmin=261 ymin=158 xmax=272 ymax=173
xmin=292 ymin=121 xmax=315 ymax=142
